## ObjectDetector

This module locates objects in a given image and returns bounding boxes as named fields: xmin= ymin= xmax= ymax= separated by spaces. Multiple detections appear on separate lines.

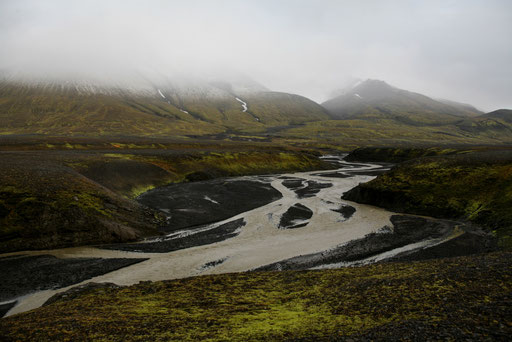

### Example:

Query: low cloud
xmin=0 ymin=0 xmax=510 ymax=110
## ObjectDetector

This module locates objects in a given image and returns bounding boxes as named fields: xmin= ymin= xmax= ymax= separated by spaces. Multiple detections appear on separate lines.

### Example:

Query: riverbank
xmin=1 ymin=158 xmax=398 ymax=317
xmin=343 ymin=147 xmax=512 ymax=248
xmin=0 ymin=144 xmax=329 ymax=253
xmin=2 ymin=251 xmax=510 ymax=341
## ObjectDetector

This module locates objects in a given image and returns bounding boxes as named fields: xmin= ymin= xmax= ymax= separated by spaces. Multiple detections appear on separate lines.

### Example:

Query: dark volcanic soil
xmin=0 ymin=301 xmax=16 ymax=318
xmin=0 ymin=255 xmax=147 ymax=310
xmin=255 ymin=215 xmax=497 ymax=271
xmin=43 ymin=282 xmax=122 ymax=307
xmin=311 ymin=171 xmax=352 ymax=178
xmin=137 ymin=179 xmax=281 ymax=233
xmin=279 ymin=203 xmax=313 ymax=229
xmin=344 ymin=168 xmax=391 ymax=176
xmin=101 ymin=218 xmax=246 ymax=253
xmin=281 ymin=178 xmax=332 ymax=198
xmin=281 ymin=178 xmax=304 ymax=190
xmin=295 ymin=180 xmax=332 ymax=198
xmin=331 ymin=204 xmax=356 ymax=220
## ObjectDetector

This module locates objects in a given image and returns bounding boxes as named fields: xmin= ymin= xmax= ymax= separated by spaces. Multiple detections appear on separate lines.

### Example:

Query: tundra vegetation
xmin=344 ymin=147 xmax=512 ymax=248
xmin=1 ymin=252 xmax=509 ymax=341
xmin=0 ymin=137 xmax=328 ymax=252
xmin=1 ymin=139 xmax=511 ymax=340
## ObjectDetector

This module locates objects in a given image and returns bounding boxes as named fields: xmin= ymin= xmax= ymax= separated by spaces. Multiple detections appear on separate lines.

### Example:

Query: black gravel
xmin=101 ymin=218 xmax=246 ymax=253
xmin=255 ymin=215 xmax=497 ymax=271
xmin=295 ymin=181 xmax=332 ymax=198
xmin=0 ymin=255 xmax=147 ymax=310
xmin=200 ymin=257 xmax=228 ymax=271
xmin=281 ymin=178 xmax=304 ymax=190
xmin=279 ymin=203 xmax=313 ymax=229
xmin=344 ymin=168 xmax=391 ymax=176
xmin=311 ymin=171 xmax=352 ymax=178
xmin=137 ymin=179 xmax=281 ymax=233
xmin=331 ymin=204 xmax=356 ymax=220
xmin=0 ymin=301 xmax=16 ymax=318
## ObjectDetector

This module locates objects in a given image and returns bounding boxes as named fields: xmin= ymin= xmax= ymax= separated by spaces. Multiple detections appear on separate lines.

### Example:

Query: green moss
xmin=63 ymin=192 xmax=111 ymax=218
xmin=2 ymin=252 xmax=510 ymax=340
xmin=130 ymin=184 xmax=158 ymax=198
xmin=349 ymin=151 xmax=512 ymax=248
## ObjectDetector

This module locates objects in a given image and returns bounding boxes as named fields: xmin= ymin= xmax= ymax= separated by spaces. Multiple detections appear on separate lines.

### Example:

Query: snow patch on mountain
xmin=235 ymin=97 xmax=248 ymax=112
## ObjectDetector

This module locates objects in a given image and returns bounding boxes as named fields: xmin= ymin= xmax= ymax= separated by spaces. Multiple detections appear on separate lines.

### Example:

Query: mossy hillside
xmin=279 ymin=119 xmax=512 ymax=146
xmin=344 ymin=150 xmax=512 ymax=248
xmin=243 ymin=92 xmax=330 ymax=125
xmin=345 ymin=146 xmax=472 ymax=162
xmin=0 ymin=83 xmax=226 ymax=137
xmin=0 ymin=152 xmax=164 ymax=252
xmin=171 ymin=151 xmax=327 ymax=181
xmin=0 ymin=147 xmax=328 ymax=252
xmin=64 ymin=149 xmax=329 ymax=198
xmin=0 ymin=82 xmax=329 ymax=137
xmin=2 ymin=252 xmax=510 ymax=341
xmin=0 ymin=135 xmax=281 ymax=152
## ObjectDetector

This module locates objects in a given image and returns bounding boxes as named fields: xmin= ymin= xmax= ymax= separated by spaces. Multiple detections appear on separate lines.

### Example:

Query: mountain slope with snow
xmin=0 ymin=74 xmax=328 ymax=136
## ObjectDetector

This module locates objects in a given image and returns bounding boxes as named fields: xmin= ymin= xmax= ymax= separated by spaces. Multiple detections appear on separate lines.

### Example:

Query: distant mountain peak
xmin=322 ymin=79 xmax=482 ymax=122
xmin=350 ymin=79 xmax=396 ymax=100
xmin=357 ymin=79 xmax=392 ymax=87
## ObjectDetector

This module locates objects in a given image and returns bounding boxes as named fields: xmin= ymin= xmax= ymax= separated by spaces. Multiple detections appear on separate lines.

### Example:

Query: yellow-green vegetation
xmin=2 ymin=81 xmax=511 ymax=146
xmin=345 ymin=146 xmax=472 ymax=162
xmin=0 ymin=153 xmax=161 ymax=253
xmin=344 ymin=148 xmax=512 ymax=248
xmin=70 ymin=149 xmax=327 ymax=198
xmin=0 ymin=82 xmax=328 ymax=137
xmin=280 ymin=119 xmax=512 ymax=146
xmin=243 ymin=92 xmax=329 ymax=125
xmin=0 ymin=142 xmax=329 ymax=252
xmin=2 ymin=252 xmax=510 ymax=340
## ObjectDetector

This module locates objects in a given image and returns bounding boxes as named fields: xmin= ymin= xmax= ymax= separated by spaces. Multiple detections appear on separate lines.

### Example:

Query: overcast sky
xmin=0 ymin=0 xmax=510 ymax=110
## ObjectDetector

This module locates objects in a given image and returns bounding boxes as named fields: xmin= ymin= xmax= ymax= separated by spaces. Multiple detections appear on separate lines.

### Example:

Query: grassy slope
xmin=279 ymin=118 xmax=512 ymax=146
xmin=0 ymin=153 xmax=162 ymax=253
xmin=2 ymin=81 xmax=511 ymax=147
xmin=343 ymin=148 xmax=512 ymax=248
xmin=344 ymin=146 xmax=474 ymax=163
xmin=0 ymin=82 xmax=328 ymax=136
xmin=0 ymin=142 xmax=329 ymax=252
xmin=244 ymin=92 xmax=329 ymax=125
xmin=0 ymin=83 xmax=225 ymax=136
xmin=1 ymin=252 xmax=510 ymax=341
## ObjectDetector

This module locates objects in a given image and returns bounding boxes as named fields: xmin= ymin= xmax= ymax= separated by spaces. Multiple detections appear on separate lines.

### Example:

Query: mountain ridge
xmin=0 ymin=76 xmax=328 ymax=136
xmin=321 ymin=79 xmax=483 ymax=125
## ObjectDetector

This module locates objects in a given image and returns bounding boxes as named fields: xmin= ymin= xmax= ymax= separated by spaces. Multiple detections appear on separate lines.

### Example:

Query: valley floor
xmin=0 ymin=144 xmax=510 ymax=341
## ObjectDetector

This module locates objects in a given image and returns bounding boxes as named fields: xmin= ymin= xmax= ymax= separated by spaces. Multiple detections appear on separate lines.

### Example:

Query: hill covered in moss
xmin=1 ymin=252 xmax=510 ymax=341
xmin=343 ymin=147 xmax=512 ymax=248
xmin=0 ymin=140 xmax=329 ymax=253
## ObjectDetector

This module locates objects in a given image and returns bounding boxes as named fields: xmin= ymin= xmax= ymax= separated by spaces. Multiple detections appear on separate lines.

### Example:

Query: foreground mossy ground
xmin=1 ymin=252 xmax=510 ymax=341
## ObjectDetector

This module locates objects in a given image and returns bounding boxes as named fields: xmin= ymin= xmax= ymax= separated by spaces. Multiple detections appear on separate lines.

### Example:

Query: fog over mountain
xmin=0 ymin=0 xmax=510 ymax=111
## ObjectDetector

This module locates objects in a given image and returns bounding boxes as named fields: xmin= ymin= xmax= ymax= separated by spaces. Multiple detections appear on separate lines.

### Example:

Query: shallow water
xmin=3 ymin=155 xmax=397 ymax=316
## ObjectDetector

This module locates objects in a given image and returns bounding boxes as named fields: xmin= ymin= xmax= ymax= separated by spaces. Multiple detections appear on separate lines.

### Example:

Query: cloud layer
xmin=0 ymin=0 xmax=510 ymax=110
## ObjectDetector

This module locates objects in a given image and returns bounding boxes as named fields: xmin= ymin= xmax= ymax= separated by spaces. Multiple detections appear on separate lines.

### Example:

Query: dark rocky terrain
xmin=256 ymin=215 xmax=496 ymax=271
xmin=1 ymin=252 xmax=509 ymax=341
xmin=0 ymin=254 xmax=147 ymax=315
xmin=101 ymin=218 xmax=246 ymax=253
xmin=137 ymin=179 xmax=281 ymax=233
